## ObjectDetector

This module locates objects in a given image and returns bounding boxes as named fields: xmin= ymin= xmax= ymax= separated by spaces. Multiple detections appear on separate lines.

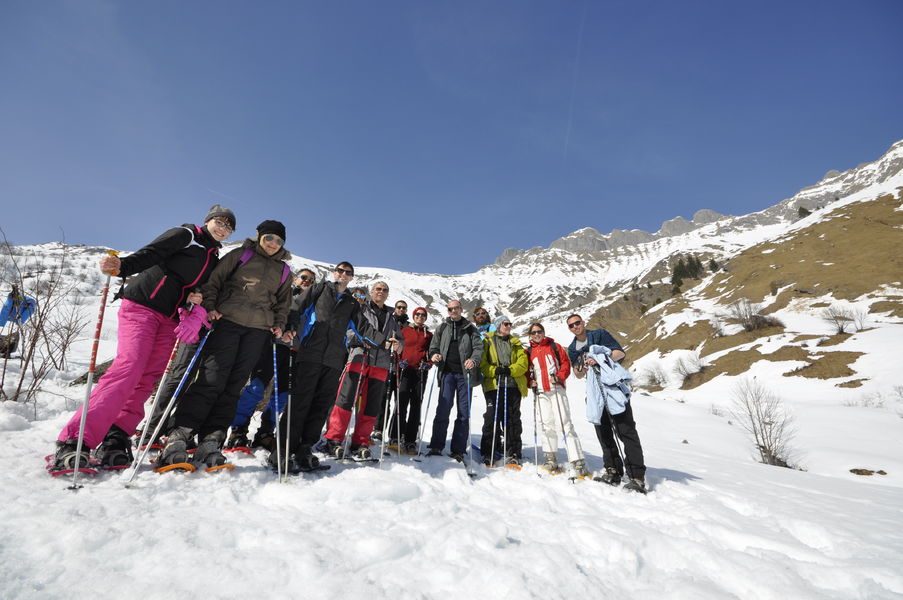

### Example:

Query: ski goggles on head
xmin=262 ymin=234 xmax=284 ymax=246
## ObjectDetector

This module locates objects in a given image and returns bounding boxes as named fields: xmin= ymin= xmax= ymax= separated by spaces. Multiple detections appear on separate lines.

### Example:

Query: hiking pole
xmin=70 ymin=250 xmax=118 ymax=491
xmin=378 ymin=353 xmax=397 ymax=467
xmin=124 ymin=325 xmax=212 ymax=486
xmin=132 ymin=339 xmax=180 ymax=463
xmin=489 ymin=374 xmax=502 ymax=468
xmin=283 ymin=349 xmax=294 ymax=482
xmin=532 ymin=389 xmax=540 ymax=469
xmin=502 ymin=376 xmax=509 ymax=466
xmin=395 ymin=358 xmax=403 ymax=455
xmin=342 ymin=352 xmax=367 ymax=460
xmin=412 ymin=367 xmax=436 ymax=462
xmin=272 ymin=342 xmax=284 ymax=481
xmin=594 ymin=365 xmax=628 ymax=479
xmin=465 ymin=371 xmax=477 ymax=479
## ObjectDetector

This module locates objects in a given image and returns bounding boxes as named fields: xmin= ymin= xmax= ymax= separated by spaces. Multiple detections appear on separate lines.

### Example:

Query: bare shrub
xmin=673 ymin=350 xmax=708 ymax=381
xmin=852 ymin=309 xmax=869 ymax=332
xmin=730 ymin=299 xmax=784 ymax=332
xmin=0 ymin=231 xmax=88 ymax=406
xmin=821 ymin=306 xmax=854 ymax=334
xmin=638 ymin=362 xmax=668 ymax=389
xmin=730 ymin=378 xmax=796 ymax=467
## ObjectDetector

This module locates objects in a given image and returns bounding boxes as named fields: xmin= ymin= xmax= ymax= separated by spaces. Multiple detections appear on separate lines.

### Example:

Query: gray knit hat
xmin=493 ymin=315 xmax=512 ymax=330
xmin=204 ymin=204 xmax=236 ymax=230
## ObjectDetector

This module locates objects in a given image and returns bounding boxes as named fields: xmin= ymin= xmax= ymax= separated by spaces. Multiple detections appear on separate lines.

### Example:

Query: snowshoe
xmin=94 ymin=425 xmax=134 ymax=469
xmin=404 ymin=442 xmax=418 ymax=456
xmin=425 ymin=448 xmax=443 ymax=457
xmin=623 ymin=477 xmax=648 ymax=494
xmin=593 ymin=467 xmax=622 ymax=486
xmin=268 ymin=450 xmax=301 ymax=475
xmin=321 ymin=438 xmax=344 ymax=459
xmin=193 ymin=431 xmax=227 ymax=469
xmin=449 ymin=452 xmax=465 ymax=463
xmin=570 ymin=459 xmax=591 ymax=480
xmin=46 ymin=441 xmax=96 ymax=477
xmin=385 ymin=439 xmax=402 ymax=453
xmin=251 ymin=431 xmax=276 ymax=453
xmin=505 ymin=456 xmax=523 ymax=471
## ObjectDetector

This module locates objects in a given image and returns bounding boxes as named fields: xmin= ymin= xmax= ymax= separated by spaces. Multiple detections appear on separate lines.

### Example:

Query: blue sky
xmin=1 ymin=1 xmax=901 ymax=274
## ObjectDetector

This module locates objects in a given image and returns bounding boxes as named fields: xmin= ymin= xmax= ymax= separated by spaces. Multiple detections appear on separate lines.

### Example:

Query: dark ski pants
xmin=480 ymin=386 xmax=523 ymax=460
xmin=391 ymin=368 xmax=429 ymax=444
xmin=374 ymin=369 xmax=398 ymax=434
xmin=596 ymin=402 xmax=646 ymax=479
xmin=172 ymin=319 xmax=270 ymax=438
xmin=428 ymin=372 xmax=472 ymax=455
xmin=325 ymin=362 xmax=388 ymax=447
xmin=143 ymin=339 xmax=200 ymax=438
xmin=280 ymin=360 xmax=342 ymax=455
xmin=231 ymin=342 xmax=291 ymax=434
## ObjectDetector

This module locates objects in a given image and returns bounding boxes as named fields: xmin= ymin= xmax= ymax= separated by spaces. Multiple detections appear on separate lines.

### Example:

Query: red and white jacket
xmin=528 ymin=336 xmax=571 ymax=393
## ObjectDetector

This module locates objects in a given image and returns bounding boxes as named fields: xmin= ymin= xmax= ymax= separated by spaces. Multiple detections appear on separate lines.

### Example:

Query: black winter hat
xmin=204 ymin=204 xmax=236 ymax=230
xmin=257 ymin=220 xmax=286 ymax=242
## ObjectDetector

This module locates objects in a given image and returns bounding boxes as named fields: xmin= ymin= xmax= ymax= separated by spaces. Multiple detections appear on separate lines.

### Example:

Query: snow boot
xmin=623 ymin=477 xmax=647 ymax=494
xmin=51 ymin=439 xmax=91 ymax=471
xmin=193 ymin=430 xmax=227 ymax=469
xmin=268 ymin=450 xmax=302 ymax=475
xmin=94 ymin=424 xmax=134 ymax=468
xmin=594 ymin=467 xmax=622 ymax=486
xmin=449 ymin=452 xmax=464 ymax=463
xmin=297 ymin=445 xmax=321 ymax=470
xmin=225 ymin=430 xmax=250 ymax=450
xmin=426 ymin=447 xmax=443 ymax=457
xmin=542 ymin=452 xmax=561 ymax=474
xmin=571 ymin=459 xmax=591 ymax=480
xmin=404 ymin=442 xmax=418 ymax=455
xmin=351 ymin=445 xmax=373 ymax=461
xmin=321 ymin=439 xmax=345 ymax=459
xmin=506 ymin=456 xmax=522 ymax=468
xmin=251 ymin=431 xmax=276 ymax=452
xmin=160 ymin=426 xmax=194 ymax=466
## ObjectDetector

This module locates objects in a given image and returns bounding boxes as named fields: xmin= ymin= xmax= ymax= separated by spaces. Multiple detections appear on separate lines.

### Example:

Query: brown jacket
xmin=201 ymin=239 xmax=293 ymax=331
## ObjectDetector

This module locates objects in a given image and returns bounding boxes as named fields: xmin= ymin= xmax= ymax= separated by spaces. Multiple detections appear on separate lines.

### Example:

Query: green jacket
xmin=480 ymin=332 xmax=529 ymax=396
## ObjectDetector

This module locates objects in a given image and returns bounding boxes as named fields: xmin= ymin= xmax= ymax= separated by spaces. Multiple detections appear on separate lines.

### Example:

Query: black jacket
xmin=292 ymin=280 xmax=387 ymax=371
xmin=120 ymin=224 xmax=222 ymax=319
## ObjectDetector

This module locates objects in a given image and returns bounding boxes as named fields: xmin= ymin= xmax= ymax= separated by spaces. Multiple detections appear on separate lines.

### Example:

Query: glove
xmin=174 ymin=305 xmax=210 ymax=344
xmin=495 ymin=366 xmax=511 ymax=377
xmin=419 ymin=361 xmax=431 ymax=371
xmin=398 ymin=360 xmax=409 ymax=370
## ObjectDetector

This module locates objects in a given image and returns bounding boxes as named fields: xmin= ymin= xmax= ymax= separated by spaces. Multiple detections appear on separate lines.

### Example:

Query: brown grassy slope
xmin=588 ymin=192 xmax=903 ymax=371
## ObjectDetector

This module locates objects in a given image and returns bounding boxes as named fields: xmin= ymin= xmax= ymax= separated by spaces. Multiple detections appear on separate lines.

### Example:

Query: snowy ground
xmin=2 ymin=364 xmax=902 ymax=599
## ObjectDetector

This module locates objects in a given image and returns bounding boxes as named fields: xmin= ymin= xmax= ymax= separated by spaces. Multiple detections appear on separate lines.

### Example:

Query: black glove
xmin=495 ymin=366 xmax=511 ymax=378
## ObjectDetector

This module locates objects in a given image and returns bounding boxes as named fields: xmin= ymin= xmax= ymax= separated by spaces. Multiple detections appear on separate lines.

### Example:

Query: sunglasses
xmin=567 ymin=321 xmax=583 ymax=329
xmin=447 ymin=306 xmax=462 ymax=312
xmin=262 ymin=234 xmax=284 ymax=246
xmin=299 ymin=275 xmax=313 ymax=282
xmin=212 ymin=218 xmax=233 ymax=233
xmin=413 ymin=312 xmax=426 ymax=318
xmin=395 ymin=305 xmax=407 ymax=310
xmin=500 ymin=322 xmax=512 ymax=327
xmin=335 ymin=267 xmax=354 ymax=276
xmin=529 ymin=330 xmax=544 ymax=335
xmin=475 ymin=311 xmax=488 ymax=316
xmin=373 ymin=287 xmax=389 ymax=293
xmin=353 ymin=293 xmax=367 ymax=300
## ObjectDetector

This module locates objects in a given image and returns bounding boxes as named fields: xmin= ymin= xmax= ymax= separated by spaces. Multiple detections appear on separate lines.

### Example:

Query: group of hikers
xmin=50 ymin=205 xmax=648 ymax=493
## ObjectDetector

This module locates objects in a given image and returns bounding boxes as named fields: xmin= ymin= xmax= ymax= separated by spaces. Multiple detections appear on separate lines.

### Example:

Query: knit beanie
xmin=204 ymin=204 xmax=236 ymax=230
xmin=257 ymin=220 xmax=286 ymax=241
xmin=493 ymin=315 xmax=511 ymax=330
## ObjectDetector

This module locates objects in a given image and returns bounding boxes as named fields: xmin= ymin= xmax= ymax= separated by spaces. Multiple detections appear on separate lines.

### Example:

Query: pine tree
xmin=709 ymin=258 xmax=719 ymax=272
xmin=798 ymin=206 xmax=811 ymax=218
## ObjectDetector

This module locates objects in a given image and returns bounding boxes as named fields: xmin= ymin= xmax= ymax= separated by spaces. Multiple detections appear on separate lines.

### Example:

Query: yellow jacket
xmin=480 ymin=332 xmax=529 ymax=396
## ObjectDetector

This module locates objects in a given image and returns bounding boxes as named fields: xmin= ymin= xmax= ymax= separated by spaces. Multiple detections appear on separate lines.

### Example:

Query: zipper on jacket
xmin=149 ymin=275 xmax=167 ymax=300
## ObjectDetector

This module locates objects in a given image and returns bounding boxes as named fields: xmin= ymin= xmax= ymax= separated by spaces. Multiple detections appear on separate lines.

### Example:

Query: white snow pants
xmin=534 ymin=385 xmax=584 ymax=464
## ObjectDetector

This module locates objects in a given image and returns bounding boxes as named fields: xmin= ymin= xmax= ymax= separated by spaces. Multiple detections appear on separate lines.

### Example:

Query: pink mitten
xmin=174 ymin=305 xmax=210 ymax=344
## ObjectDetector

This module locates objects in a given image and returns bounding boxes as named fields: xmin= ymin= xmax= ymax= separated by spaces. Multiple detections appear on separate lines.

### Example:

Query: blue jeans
xmin=429 ymin=372 xmax=472 ymax=455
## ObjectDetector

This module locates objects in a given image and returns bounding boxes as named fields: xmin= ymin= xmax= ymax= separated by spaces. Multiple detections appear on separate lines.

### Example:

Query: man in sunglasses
xmin=472 ymin=307 xmax=494 ymax=340
xmin=373 ymin=300 xmax=410 ymax=441
xmin=425 ymin=299 xmax=483 ymax=461
xmin=323 ymin=281 xmax=403 ymax=460
xmin=293 ymin=268 xmax=316 ymax=295
xmin=566 ymin=314 xmax=646 ymax=493
xmin=273 ymin=262 xmax=388 ymax=473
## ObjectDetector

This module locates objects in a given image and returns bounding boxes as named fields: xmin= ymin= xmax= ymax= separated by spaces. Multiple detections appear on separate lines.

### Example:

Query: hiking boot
xmin=297 ymin=445 xmax=320 ymax=470
xmin=225 ymin=430 xmax=250 ymax=449
xmin=322 ymin=439 xmax=344 ymax=459
xmin=268 ymin=451 xmax=302 ymax=475
xmin=594 ymin=467 xmax=622 ymax=486
xmin=571 ymin=459 xmax=591 ymax=479
xmin=51 ymin=440 xmax=91 ymax=471
xmin=160 ymin=426 xmax=194 ymax=466
xmin=449 ymin=452 xmax=465 ymax=463
xmin=251 ymin=431 xmax=276 ymax=452
xmin=506 ymin=456 xmax=521 ymax=467
xmin=351 ymin=445 xmax=373 ymax=461
xmin=425 ymin=448 xmax=442 ymax=457
xmin=404 ymin=442 xmax=418 ymax=455
xmin=482 ymin=456 xmax=493 ymax=466
xmin=94 ymin=425 xmax=134 ymax=468
xmin=542 ymin=452 xmax=561 ymax=474
xmin=623 ymin=477 xmax=647 ymax=494
xmin=193 ymin=431 xmax=227 ymax=468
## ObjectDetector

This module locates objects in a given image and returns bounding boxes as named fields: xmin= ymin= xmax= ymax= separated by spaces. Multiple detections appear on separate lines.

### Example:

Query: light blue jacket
xmin=585 ymin=344 xmax=632 ymax=423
